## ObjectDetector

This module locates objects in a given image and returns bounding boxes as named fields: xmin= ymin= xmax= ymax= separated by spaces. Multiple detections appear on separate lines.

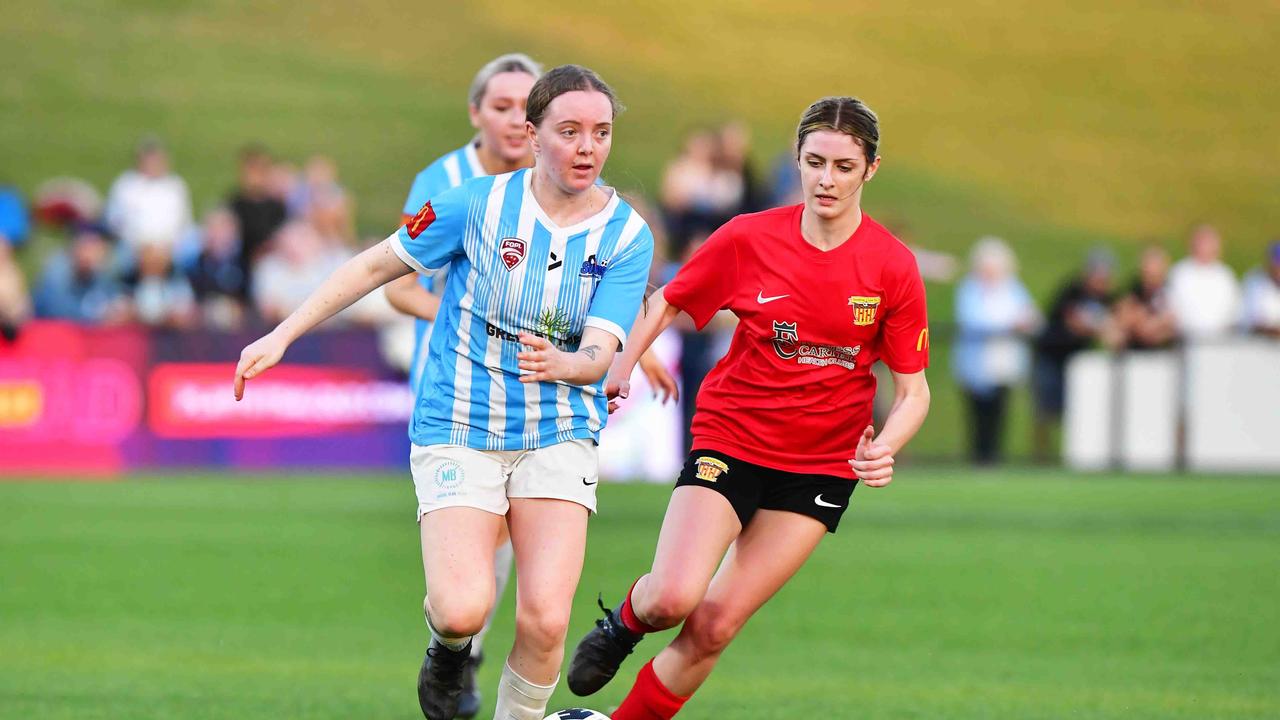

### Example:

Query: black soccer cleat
xmin=567 ymin=596 xmax=645 ymax=696
xmin=455 ymin=650 xmax=483 ymax=719
xmin=417 ymin=639 xmax=473 ymax=720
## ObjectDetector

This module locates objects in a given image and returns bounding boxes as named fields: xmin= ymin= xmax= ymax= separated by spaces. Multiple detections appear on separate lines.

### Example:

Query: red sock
xmin=619 ymin=577 xmax=660 ymax=634
xmin=611 ymin=660 xmax=689 ymax=720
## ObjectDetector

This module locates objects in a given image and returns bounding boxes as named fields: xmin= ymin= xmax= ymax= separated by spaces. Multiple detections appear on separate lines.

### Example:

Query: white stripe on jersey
xmin=443 ymin=153 xmax=462 ymax=188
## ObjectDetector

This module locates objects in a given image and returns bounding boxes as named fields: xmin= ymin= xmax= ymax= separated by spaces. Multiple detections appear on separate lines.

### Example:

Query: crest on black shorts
xmin=694 ymin=456 xmax=729 ymax=482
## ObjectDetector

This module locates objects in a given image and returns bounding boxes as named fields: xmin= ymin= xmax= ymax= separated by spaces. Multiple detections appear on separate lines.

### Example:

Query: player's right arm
xmin=235 ymin=188 xmax=469 ymax=400
xmin=234 ymin=240 xmax=413 ymax=399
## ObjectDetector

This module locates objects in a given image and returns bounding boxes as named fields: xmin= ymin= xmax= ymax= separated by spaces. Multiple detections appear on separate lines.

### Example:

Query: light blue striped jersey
xmin=400 ymin=143 xmax=485 ymax=391
xmin=390 ymin=168 xmax=655 ymax=450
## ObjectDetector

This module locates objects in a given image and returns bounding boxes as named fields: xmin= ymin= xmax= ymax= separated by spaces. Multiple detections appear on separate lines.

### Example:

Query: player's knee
xmin=425 ymin=592 xmax=490 ymax=638
xmin=684 ymin=603 xmax=743 ymax=657
xmin=639 ymin=581 xmax=700 ymax=629
xmin=514 ymin=600 xmax=571 ymax=651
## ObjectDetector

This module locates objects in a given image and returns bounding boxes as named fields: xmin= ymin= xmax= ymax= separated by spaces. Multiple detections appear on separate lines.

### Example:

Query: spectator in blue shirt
xmin=33 ymin=224 xmax=128 ymax=324
xmin=953 ymin=237 xmax=1040 ymax=464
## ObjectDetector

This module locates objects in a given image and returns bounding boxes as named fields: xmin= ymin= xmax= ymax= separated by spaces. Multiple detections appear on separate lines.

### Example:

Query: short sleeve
xmin=879 ymin=253 xmax=930 ymax=373
xmin=662 ymin=221 xmax=740 ymax=330
xmin=389 ymin=184 xmax=468 ymax=274
xmin=584 ymin=225 xmax=655 ymax=349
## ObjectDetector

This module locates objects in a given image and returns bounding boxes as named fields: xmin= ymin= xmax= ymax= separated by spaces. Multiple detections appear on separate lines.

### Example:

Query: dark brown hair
xmin=525 ymin=64 xmax=623 ymax=127
xmin=795 ymin=96 xmax=879 ymax=165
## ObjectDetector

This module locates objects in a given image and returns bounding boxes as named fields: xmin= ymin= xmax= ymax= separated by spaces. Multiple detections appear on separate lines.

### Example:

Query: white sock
xmin=424 ymin=596 xmax=472 ymax=652
xmin=493 ymin=661 xmax=557 ymax=720
xmin=473 ymin=539 xmax=515 ymax=657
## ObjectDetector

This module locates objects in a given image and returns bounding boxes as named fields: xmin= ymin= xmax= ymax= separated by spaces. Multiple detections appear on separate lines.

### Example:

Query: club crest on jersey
xmin=771 ymin=320 xmax=799 ymax=360
xmin=405 ymin=201 xmax=436 ymax=240
xmin=848 ymin=295 xmax=881 ymax=326
xmin=579 ymin=254 xmax=608 ymax=279
xmin=694 ymin=456 xmax=729 ymax=483
xmin=500 ymin=238 xmax=527 ymax=271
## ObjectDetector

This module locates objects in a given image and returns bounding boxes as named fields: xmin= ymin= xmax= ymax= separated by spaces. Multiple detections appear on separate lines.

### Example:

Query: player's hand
xmin=517 ymin=333 xmax=572 ymax=383
xmin=604 ymin=371 xmax=631 ymax=414
xmin=850 ymin=425 xmax=895 ymax=487
xmin=638 ymin=350 xmax=679 ymax=404
xmin=233 ymin=331 xmax=289 ymax=401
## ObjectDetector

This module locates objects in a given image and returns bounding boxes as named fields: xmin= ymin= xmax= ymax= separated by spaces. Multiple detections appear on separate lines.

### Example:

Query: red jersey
xmin=663 ymin=205 xmax=929 ymax=478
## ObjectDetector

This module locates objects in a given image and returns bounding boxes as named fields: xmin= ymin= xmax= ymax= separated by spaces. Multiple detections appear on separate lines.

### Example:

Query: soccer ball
xmin=543 ymin=709 xmax=611 ymax=720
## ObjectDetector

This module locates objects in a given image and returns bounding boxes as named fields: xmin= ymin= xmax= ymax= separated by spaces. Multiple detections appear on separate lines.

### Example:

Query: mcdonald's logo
xmin=405 ymin=201 xmax=436 ymax=239
xmin=916 ymin=327 xmax=930 ymax=352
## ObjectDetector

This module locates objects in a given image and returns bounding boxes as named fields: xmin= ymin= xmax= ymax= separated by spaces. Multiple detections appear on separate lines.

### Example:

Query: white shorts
xmin=410 ymin=439 xmax=599 ymax=520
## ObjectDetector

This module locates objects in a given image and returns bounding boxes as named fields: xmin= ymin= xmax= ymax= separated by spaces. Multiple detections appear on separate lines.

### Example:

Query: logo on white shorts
xmin=814 ymin=494 xmax=842 ymax=508
xmin=434 ymin=461 xmax=464 ymax=490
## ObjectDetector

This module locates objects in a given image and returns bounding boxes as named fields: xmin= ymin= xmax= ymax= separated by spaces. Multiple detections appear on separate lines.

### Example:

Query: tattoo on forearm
xmin=579 ymin=344 xmax=601 ymax=361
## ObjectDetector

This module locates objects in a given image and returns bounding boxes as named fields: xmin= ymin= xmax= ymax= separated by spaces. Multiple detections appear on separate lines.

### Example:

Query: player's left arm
xmin=850 ymin=369 xmax=931 ymax=486
xmin=517 ymin=326 xmax=619 ymax=386
xmin=851 ymin=252 xmax=932 ymax=487
xmin=526 ymin=220 xmax=655 ymax=389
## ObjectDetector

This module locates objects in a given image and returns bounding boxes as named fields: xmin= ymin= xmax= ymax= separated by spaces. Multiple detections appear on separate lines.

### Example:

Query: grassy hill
xmin=3 ymin=1 xmax=1276 ymax=458
xmin=4 ymin=1 xmax=1276 ymax=275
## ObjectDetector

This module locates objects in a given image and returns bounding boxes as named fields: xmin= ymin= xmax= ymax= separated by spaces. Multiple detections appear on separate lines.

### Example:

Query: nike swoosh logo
xmin=756 ymin=291 xmax=789 ymax=304
xmin=582 ymin=477 xmax=598 ymax=486
xmin=814 ymin=494 xmax=841 ymax=508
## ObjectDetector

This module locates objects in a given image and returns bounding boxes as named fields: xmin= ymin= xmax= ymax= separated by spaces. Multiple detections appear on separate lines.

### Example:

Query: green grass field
xmin=3 ymin=469 xmax=1278 ymax=719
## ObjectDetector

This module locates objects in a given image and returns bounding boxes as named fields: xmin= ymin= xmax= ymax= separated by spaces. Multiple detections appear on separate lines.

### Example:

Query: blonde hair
xmin=468 ymin=53 xmax=542 ymax=107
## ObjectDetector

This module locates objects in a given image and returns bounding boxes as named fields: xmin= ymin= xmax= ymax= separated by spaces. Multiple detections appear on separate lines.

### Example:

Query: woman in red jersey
xmin=565 ymin=97 xmax=932 ymax=719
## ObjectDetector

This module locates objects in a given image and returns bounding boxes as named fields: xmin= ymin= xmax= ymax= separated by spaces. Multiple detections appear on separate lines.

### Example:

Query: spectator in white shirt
xmin=103 ymin=137 xmax=192 ymax=253
xmin=1242 ymin=240 xmax=1280 ymax=338
xmin=1166 ymin=224 xmax=1241 ymax=340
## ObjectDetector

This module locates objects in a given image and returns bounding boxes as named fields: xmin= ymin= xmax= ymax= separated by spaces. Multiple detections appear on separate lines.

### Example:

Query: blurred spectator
xmin=228 ymin=144 xmax=288 ymax=291
xmin=289 ymin=155 xmax=344 ymax=218
xmin=1166 ymin=224 xmax=1241 ymax=340
xmin=953 ymin=237 xmax=1040 ymax=464
xmin=103 ymin=136 xmax=193 ymax=252
xmin=1242 ymin=240 xmax=1280 ymax=338
xmin=123 ymin=244 xmax=198 ymax=329
xmin=252 ymin=220 xmax=345 ymax=324
xmin=885 ymin=220 xmax=960 ymax=283
xmin=716 ymin=121 xmax=761 ymax=214
xmin=766 ymin=149 xmax=803 ymax=207
xmin=1114 ymin=245 xmax=1178 ymax=349
xmin=272 ymin=160 xmax=304 ymax=216
xmin=33 ymin=224 xmax=128 ymax=324
xmin=0 ymin=239 xmax=31 ymax=340
xmin=307 ymin=184 xmax=356 ymax=252
xmin=0 ymin=185 xmax=30 ymax=248
xmin=1032 ymin=248 xmax=1121 ymax=461
xmin=660 ymin=128 xmax=744 ymax=256
xmin=32 ymin=177 xmax=104 ymax=227
xmin=187 ymin=207 xmax=247 ymax=330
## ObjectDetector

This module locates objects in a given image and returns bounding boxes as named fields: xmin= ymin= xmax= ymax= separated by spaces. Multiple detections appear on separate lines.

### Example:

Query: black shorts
xmin=674 ymin=449 xmax=857 ymax=533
